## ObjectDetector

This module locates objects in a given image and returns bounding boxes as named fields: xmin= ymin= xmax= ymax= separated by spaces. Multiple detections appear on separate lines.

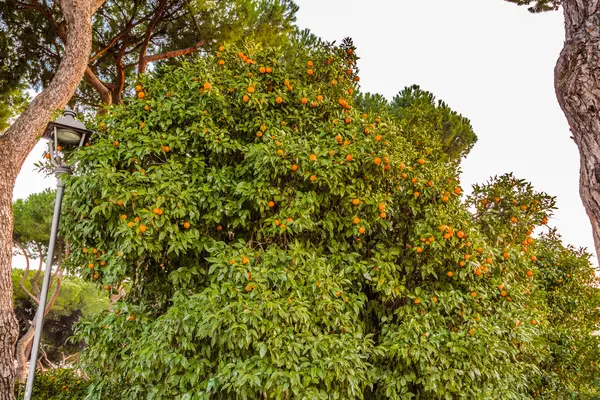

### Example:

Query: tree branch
xmin=84 ymin=67 xmax=113 ymax=104
xmin=137 ymin=0 xmax=169 ymax=74
xmin=30 ymin=245 xmax=44 ymax=298
xmin=16 ymin=242 xmax=39 ymax=305
xmin=141 ymin=41 xmax=205 ymax=69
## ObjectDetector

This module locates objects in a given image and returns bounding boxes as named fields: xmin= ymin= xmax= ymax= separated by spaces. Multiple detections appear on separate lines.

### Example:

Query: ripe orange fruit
xmin=456 ymin=231 xmax=465 ymax=238
xmin=447 ymin=271 xmax=454 ymax=277
xmin=88 ymin=263 xmax=95 ymax=269
xmin=416 ymin=246 xmax=423 ymax=253
xmin=501 ymin=290 xmax=507 ymax=297
xmin=459 ymin=261 xmax=465 ymax=267
xmin=183 ymin=222 xmax=191 ymax=229
xmin=358 ymin=227 xmax=366 ymax=234
xmin=511 ymin=216 xmax=518 ymax=223
xmin=137 ymin=91 xmax=145 ymax=99
xmin=417 ymin=158 xmax=425 ymax=165
xmin=531 ymin=320 xmax=538 ymax=325
xmin=345 ymin=117 xmax=351 ymax=124
xmin=243 ymin=95 xmax=250 ymax=102
xmin=374 ymin=157 xmax=381 ymax=165
xmin=307 ymin=69 xmax=314 ymax=75
xmin=247 ymin=86 xmax=255 ymax=93
xmin=128 ymin=315 xmax=135 ymax=321
xmin=475 ymin=268 xmax=482 ymax=276
xmin=301 ymin=97 xmax=308 ymax=104
xmin=139 ymin=224 xmax=147 ymax=233
xmin=527 ymin=270 xmax=533 ymax=277
xmin=219 ymin=45 xmax=225 ymax=51
xmin=307 ymin=60 xmax=313 ymax=66
xmin=268 ymin=201 xmax=275 ymax=208
xmin=379 ymin=212 xmax=387 ymax=219
xmin=486 ymin=257 xmax=493 ymax=264
xmin=203 ymin=82 xmax=211 ymax=90
xmin=414 ymin=298 xmax=421 ymax=304
xmin=352 ymin=198 xmax=360 ymax=206
xmin=470 ymin=291 xmax=477 ymax=298
xmin=309 ymin=153 xmax=317 ymax=161
xmin=144 ymin=105 xmax=150 ymax=111
xmin=414 ymin=191 xmax=420 ymax=198
xmin=256 ymin=132 xmax=263 ymax=137
xmin=114 ymin=141 xmax=119 ymax=147
xmin=120 ymin=214 xmax=127 ymax=220
xmin=503 ymin=252 xmax=509 ymax=259
xmin=498 ymin=284 xmax=504 ymax=290
xmin=353 ymin=217 xmax=361 ymax=224
xmin=442 ymin=196 xmax=449 ymax=203
xmin=378 ymin=203 xmax=386 ymax=211
xmin=454 ymin=187 xmax=462 ymax=195
xmin=276 ymin=96 xmax=283 ymax=104
xmin=342 ymin=154 xmax=353 ymax=162
xmin=291 ymin=164 xmax=298 ymax=171
xmin=309 ymin=174 xmax=316 ymax=182
xmin=135 ymin=85 xmax=142 ymax=92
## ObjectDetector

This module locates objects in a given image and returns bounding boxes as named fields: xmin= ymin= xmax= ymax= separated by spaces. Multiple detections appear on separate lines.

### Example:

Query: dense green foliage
xmin=14 ymin=368 xmax=89 ymax=400
xmin=13 ymin=189 xmax=55 ymax=253
xmin=55 ymin=39 xmax=600 ymax=399
xmin=0 ymin=28 xmax=29 ymax=133
xmin=355 ymin=86 xmax=477 ymax=161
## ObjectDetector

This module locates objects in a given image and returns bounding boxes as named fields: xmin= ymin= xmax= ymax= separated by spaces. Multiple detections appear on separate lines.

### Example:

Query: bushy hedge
xmin=56 ymin=38 xmax=600 ymax=399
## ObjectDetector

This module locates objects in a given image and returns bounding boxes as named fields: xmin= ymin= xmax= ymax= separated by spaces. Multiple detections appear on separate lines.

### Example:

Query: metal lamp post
xmin=24 ymin=109 xmax=92 ymax=400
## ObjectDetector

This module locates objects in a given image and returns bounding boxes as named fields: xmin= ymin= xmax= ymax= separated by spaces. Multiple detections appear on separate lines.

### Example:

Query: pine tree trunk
xmin=555 ymin=1 xmax=600 ymax=260
xmin=0 ymin=178 xmax=19 ymax=400
xmin=0 ymin=1 xmax=104 ymax=398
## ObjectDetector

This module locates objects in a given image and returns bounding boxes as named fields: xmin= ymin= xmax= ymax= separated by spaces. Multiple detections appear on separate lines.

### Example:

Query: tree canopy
xmin=1 ymin=0 xmax=299 ymax=108
xmin=12 ymin=189 xmax=54 ymax=256
xmin=47 ymin=37 xmax=600 ymax=399
xmin=504 ymin=0 xmax=561 ymax=12
xmin=354 ymin=86 xmax=477 ymax=160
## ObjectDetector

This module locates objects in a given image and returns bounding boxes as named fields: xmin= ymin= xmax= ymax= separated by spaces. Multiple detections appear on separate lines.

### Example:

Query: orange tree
xmin=58 ymin=38 xmax=600 ymax=399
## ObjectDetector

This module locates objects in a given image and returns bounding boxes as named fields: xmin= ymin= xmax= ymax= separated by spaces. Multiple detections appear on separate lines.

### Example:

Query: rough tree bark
xmin=554 ymin=1 xmax=600 ymax=260
xmin=0 ymin=1 xmax=104 ymax=398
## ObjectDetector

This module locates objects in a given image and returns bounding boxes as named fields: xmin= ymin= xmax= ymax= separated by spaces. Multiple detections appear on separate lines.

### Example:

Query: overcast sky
xmin=13 ymin=0 xmax=595 ymax=267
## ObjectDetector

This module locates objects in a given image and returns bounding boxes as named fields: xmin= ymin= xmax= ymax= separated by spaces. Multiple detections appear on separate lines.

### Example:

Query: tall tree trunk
xmin=555 ymin=1 xmax=600 ymax=260
xmin=0 ymin=180 xmax=19 ymax=400
xmin=0 ymin=1 xmax=104 ymax=398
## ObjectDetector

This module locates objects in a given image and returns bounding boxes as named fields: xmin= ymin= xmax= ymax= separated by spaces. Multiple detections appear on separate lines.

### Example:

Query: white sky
xmin=13 ymin=0 xmax=595 ymax=267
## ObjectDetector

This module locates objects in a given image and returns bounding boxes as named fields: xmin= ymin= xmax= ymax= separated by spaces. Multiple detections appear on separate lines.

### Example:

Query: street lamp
xmin=24 ymin=109 xmax=92 ymax=400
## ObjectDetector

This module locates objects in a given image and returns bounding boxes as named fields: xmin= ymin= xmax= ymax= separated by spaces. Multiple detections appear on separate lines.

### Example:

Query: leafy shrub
xmin=14 ymin=369 xmax=89 ymax=399
xmin=58 ymin=38 xmax=600 ymax=399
